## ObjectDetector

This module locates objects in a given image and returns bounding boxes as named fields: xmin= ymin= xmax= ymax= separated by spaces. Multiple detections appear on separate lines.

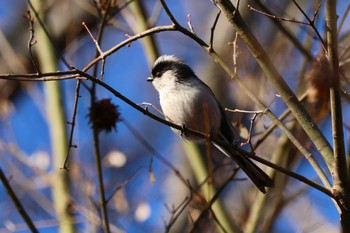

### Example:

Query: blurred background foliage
xmin=0 ymin=0 xmax=350 ymax=232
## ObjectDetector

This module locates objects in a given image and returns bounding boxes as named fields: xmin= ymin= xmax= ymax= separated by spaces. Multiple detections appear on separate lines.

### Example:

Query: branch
xmin=83 ymin=25 xmax=176 ymax=72
xmin=122 ymin=119 xmax=191 ymax=188
xmin=189 ymin=170 xmax=239 ymax=232
xmin=0 ymin=71 xmax=80 ymax=81
xmin=292 ymin=0 xmax=326 ymax=51
xmin=326 ymin=0 xmax=348 ymax=193
xmin=26 ymin=0 xmax=71 ymax=68
xmin=253 ymin=92 xmax=309 ymax=150
xmin=24 ymin=10 xmax=40 ymax=73
xmin=209 ymin=10 xmax=221 ymax=51
xmin=62 ymin=79 xmax=81 ymax=170
xmin=325 ymin=1 xmax=350 ymax=229
xmin=0 ymin=168 xmax=39 ymax=233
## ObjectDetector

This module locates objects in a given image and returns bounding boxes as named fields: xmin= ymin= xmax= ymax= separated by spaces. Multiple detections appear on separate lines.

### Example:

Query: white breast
xmin=158 ymin=79 xmax=221 ymax=141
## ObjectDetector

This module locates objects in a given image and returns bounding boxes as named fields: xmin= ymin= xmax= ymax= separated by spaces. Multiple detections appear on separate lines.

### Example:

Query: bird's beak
xmin=147 ymin=76 xmax=154 ymax=82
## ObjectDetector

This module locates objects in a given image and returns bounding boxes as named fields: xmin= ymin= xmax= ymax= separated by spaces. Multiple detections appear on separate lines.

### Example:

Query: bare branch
xmin=248 ymin=4 xmax=310 ymax=25
xmin=187 ymin=14 xmax=195 ymax=34
xmin=0 ymin=168 xmax=39 ymax=233
xmin=24 ymin=11 xmax=40 ymax=73
xmin=291 ymin=1 xmax=326 ymax=51
xmin=83 ymin=22 xmax=106 ymax=79
xmin=62 ymin=79 xmax=82 ymax=170
xmin=209 ymin=10 xmax=221 ymax=52
xmin=26 ymin=0 xmax=71 ymax=68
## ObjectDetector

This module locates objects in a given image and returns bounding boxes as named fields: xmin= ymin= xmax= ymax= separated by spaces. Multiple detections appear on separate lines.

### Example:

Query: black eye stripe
xmin=151 ymin=60 xmax=195 ymax=80
xmin=152 ymin=61 xmax=173 ymax=77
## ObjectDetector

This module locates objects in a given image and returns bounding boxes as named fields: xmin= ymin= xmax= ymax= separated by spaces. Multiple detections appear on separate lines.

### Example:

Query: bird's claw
xmin=180 ymin=124 xmax=188 ymax=137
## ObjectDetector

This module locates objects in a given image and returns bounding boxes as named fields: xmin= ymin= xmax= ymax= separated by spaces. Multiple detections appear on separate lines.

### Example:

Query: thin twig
xmin=189 ymin=170 xmax=238 ymax=233
xmin=122 ymin=119 xmax=190 ymax=187
xmin=246 ymin=113 xmax=260 ymax=149
xmin=82 ymin=22 xmax=106 ymax=79
xmin=232 ymin=32 xmax=239 ymax=74
xmin=291 ymin=1 xmax=326 ymax=51
xmin=249 ymin=1 xmax=324 ymax=55
xmin=248 ymin=4 xmax=310 ymax=25
xmin=338 ymin=3 xmax=350 ymax=35
xmin=83 ymin=22 xmax=104 ymax=56
xmin=0 ymin=168 xmax=39 ymax=233
xmin=62 ymin=79 xmax=82 ymax=170
xmin=164 ymin=196 xmax=191 ymax=232
xmin=252 ymin=0 xmax=313 ymax=60
xmin=253 ymin=92 xmax=309 ymax=150
xmin=26 ymin=0 xmax=71 ymax=68
xmin=0 ymin=71 xmax=81 ymax=81
xmin=209 ymin=10 xmax=221 ymax=52
xmin=83 ymin=25 xmax=176 ymax=72
xmin=106 ymin=168 xmax=142 ymax=203
xmin=187 ymin=14 xmax=195 ymax=34
xmin=24 ymin=11 xmax=40 ymax=73
xmin=225 ymin=108 xmax=264 ymax=114
xmin=138 ymin=102 xmax=165 ymax=116
xmin=225 ymin=107 xmax=264 ymax=148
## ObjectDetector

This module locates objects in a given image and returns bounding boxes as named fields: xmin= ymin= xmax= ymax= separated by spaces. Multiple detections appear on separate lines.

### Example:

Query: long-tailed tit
xmin=147 ymin=55 xmax=273 ymax=193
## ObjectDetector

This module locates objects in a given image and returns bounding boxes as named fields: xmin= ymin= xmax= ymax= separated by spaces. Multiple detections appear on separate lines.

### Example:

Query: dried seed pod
xmin=88 ymin=98 xmax=121 ymax=133
xmin=305 ymin=53 xmax=331 ymax=122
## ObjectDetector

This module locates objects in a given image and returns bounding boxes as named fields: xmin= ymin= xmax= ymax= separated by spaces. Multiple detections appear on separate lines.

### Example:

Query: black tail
xmin=213 ymin=143 xmax=273 ymax=193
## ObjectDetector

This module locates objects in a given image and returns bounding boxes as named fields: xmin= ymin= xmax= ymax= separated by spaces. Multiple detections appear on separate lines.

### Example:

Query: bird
xmin=147 ymin=55 xmax=273 ymax=193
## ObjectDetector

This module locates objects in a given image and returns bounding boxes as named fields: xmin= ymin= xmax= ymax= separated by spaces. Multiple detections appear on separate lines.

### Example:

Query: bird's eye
xmin=155 ymin=72 xmax=161 ymax=77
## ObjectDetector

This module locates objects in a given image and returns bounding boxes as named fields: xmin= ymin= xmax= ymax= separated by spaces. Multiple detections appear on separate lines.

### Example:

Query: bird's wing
xmin=217 ymin=102 xmax=242 ymax=145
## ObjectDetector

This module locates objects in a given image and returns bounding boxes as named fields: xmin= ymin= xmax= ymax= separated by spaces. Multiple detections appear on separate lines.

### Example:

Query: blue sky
xmin=1 ymin=1 xmax=349 ymax=232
